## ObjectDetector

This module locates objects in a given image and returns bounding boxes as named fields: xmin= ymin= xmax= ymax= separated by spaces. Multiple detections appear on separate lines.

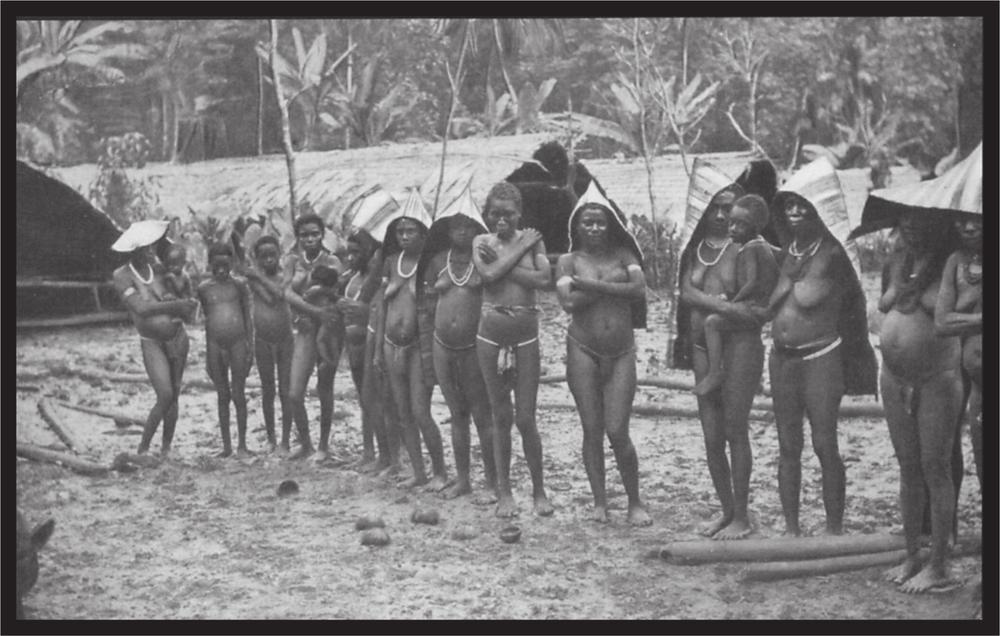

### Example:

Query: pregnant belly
xmin=135 ymin=314 xmax=181 ymax=341
xmin=880 ymin=310 xmax=959 ymax=380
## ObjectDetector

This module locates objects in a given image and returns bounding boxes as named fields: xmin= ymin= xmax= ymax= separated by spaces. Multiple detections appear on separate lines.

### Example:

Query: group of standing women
xmin=108 ymin=152 xmax=980 ymax=594
xmin=675 ymin=155 xmax=981 ymax=594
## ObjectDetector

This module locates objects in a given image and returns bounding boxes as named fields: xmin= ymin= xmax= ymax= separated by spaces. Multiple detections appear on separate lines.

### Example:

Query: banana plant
xmin=318 ymin=54 xmax=417 ymax=146
xmin=255 ymin=26 xmax=354 ymax=151
xmin=652 ymin=72 xmax=720 ymax=175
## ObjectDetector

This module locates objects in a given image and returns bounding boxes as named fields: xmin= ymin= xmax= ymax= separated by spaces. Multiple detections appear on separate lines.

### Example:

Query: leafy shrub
xmin=88 ymin=133 xmax=159 ymax=227
xmin=630 ymin=213 xmax=681 ymax=290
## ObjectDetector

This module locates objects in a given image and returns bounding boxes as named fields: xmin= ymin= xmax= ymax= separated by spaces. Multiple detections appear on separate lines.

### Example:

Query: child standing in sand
xmin=242 ymin=236 xmax=294 ymax=454
xmin=472 ymin=182 xmax=553 ymax=518
xmin=197 ymin=242 xmax=255 ymax=458
xmin=422 ymin=190 xmax=497 ymax=503
xmin=693 ymin=194 xmax=778 ymax=396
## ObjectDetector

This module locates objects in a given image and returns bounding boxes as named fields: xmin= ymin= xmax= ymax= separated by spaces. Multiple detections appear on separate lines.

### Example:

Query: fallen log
xmin=539 ymin=374 xmax=885 ymax=419
xmin=533 ymin=400 xmax=773 ymax=423
xmin=659 ymin=533 xmax=907 ymax=565
xmin=37 ymin=400 xmax=79 ymax=450
xmin=16 ymin=442 xmax=109 ymax=476
xmin=54 ymin=401 xmax=144 ymax=428
xmin=740 ymin=540 xmax=981 ymax=582
xmin=111 ymin=452 xmax=163 ymax=472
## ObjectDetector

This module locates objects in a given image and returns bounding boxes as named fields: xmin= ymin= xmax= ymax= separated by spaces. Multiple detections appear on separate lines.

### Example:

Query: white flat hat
xmin=110 ymin=219 xmax=170 ymax=253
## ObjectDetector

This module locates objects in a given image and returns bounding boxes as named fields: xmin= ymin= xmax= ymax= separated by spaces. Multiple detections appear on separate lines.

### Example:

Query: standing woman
xmin=282 ymin=213 xmax=344 ymax=461
xmin=934 ymin=216 xmax=982 ymax=491
xmin=555 ymin=182 xmax=651 ymax=526
xmin=111 ymin=220 xmax=198 ymax=456
xmin=675 ymin=160 xmax=762 ymax=540
xmin=879 ymin=212 xmax=964 ymax=593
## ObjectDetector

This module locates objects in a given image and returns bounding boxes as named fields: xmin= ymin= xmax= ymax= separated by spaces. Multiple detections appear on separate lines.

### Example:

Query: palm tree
xmin=436 ymin=19 xmax=563 ymax=118
xmin=17 ymin=20 xmax=145 ymax=103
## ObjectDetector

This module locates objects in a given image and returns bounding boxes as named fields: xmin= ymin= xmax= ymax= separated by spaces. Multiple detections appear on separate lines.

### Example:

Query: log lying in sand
xmin=522 ymin=399 xmax=773 ymax=423
xmin=17 ymin=384 xmax=41 ymax=392
xmin=54 ymin=401 xmax=144 ymax=428
xmin=740 ymin=540 xmax=981 ymax=582
xmin=111 ymin=452 xmax=163 ymax=472
xmin=658 ymin=533 xmax=907 ymax=565
xmin=539 ymin=374 xmax=885 ymax=419
xmin=16 ymin=442 xmax=109 ymax=476
xmin=37 ymin=400 xmax=79 ymax=450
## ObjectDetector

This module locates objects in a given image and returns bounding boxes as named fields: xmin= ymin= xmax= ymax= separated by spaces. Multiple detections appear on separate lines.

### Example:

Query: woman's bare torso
xmin=881 ymin=277 xmax=960 ymax=382
xmin=385 ymin=264 xmax=419 ymax=345
xmin=771 ymin=244 xmax=844 ymax=348
xmin=118 ymin=265 xmax=183 ymax=341
xmin=435 ymin=271 xmax=482 ymax=348
xmin=686 ymin=244 xmax=739 ymax=346
xmin=567 ymin=250 xmax=634 ymax=355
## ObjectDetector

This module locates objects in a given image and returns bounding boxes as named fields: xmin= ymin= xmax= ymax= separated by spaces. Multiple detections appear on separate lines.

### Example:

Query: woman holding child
xmin=556 ymin=182 xmax=651 ymax=526
xmin=674 ymin=160 xmax=769 ymax=540
xmin=280 ymin=213 xmax=344 ymax=461
xmin=111 ymin=220 xmax=198 ymax=457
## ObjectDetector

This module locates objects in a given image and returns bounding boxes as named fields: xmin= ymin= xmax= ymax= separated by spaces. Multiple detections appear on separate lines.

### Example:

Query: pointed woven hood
xmin=346 ymin=186 xmax=399 ymax=245
xmin=772 ymin=157 xmax=861 ymax=274
xmin=382 ymin=187 xmax=433 ymax=255
xmin=567 ymin=180 xmax=644 ymax=262
xmin=678 ymin=158 xmax=743 ymax=256
xmin=851 ymin=142 xmax=982 ymax=239
xmin=417 ymin=184 xmax=489 ymax=285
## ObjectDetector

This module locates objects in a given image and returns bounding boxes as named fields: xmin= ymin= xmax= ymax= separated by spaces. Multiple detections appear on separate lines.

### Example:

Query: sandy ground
xmin=15 ymin=293 xmax=982 ymax=621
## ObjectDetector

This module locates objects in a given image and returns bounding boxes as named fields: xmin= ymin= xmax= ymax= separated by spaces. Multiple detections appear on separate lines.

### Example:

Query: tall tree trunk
xmin=345 ymin=25 xmax=353 ymax=150
xmin=256 ymin=55 xmax=264 ymax=156
xmin=680 ymin=18 xmax=689 ymax=86
xmin=492 ymin=20 xmax=519 ymax=109
xmin=434 ymin=22 xmax=471 ymax=216
xmin=270 ymin=19 xmax=298 ymax=221
xmin=161 ymin=91 xmax=171 ymax=161
xmin=169 ymin=95 xmax=180 ymax=164
xmin=633 ymin=19 xmax=660 ymax=287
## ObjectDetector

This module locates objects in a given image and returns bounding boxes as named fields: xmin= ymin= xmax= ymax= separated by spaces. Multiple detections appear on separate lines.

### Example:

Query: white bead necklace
xmin=789 ymin=236 xmax=822 ymax=259
xmin=446 ymin=249 xmax=474 ymax=286
xmin=129 ymin=262 xmax=154 ymax=285
xmin=396 ymin=252 xmax=418 ymax=279
xmin=696 ymin=238 xmax=731 ymax=267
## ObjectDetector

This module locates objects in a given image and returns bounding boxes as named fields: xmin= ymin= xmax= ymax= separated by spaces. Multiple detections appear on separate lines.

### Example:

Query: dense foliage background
xmin=16 ymin=17 xmax=984 ymax=171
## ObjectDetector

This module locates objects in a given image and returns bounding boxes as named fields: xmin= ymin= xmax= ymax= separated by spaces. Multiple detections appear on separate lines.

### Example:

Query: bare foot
xmin=713 ymin=517 xmax=752 ymax=540
xmin=495 ymin=495 xmax=519 ymax=518
xmin=782 ymin=523 xmax=802 ymax=537
xmin=311 ymin=450 xmax=330 ymax=464
xmin=627 ymin=503 xmax=653 ymax=527
xmin=590 ymin=506 xmax=610 ymax=523
xmin=899 ymin=566 xmax=961 ymax=594
xmin=473 ymin=490 xmax=498 ymax=506
xmin=422 ymin=474 xmax=449 ymax=493
xmin=693 ymin=371 xmax=724 ymax=396
xmin=533 ymin=494 xmax=554 ymax=517
xmin=216 ymin=449 xmax=233 ymax=459
xmin=236 ymin=448 xmax=254 ymax=460
xmin=885 ymin=556 xmax=923 ymax=584
xmin=397 ymin=474 xmax=428 ymax=489
xmin=441 ymin=481 xmax=472 ymax=500
xmin=276 ymin=444 xmax=291 ymax=457
xmin=287 ymin=446 xmax=314 ymax=461
xmin=822 ymin=525 xmax=844 ymax=536
xmin=265 ymin=442 xmax=277 ymax=454
xmin=377 ymin=463 xmax=401 ymax=479
xmin=699 ymin=514 xmax=732 ymax=538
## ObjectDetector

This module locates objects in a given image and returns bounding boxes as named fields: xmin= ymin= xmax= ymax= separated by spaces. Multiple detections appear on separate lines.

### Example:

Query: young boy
xmin=693 ymin=194 xmax=778 ymax=396
xmin=472 ymin=182 xmax=553 ymax=518
xmin=423 ymin=196 xmax=498 ymax=502
xmin=303 ymin=265 xmax=342 ymax=372
xmin=243 ymin=236 xmax=294 ymax=454
xmin=374 ymin=210 xmax=449 ymax=490
xmin=197 ymin=242 xmax=255 ymax=458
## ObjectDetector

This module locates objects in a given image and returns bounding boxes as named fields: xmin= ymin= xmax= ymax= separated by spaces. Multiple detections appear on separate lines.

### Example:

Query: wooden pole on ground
xmin=658 ymin=533 xmax=907 ymax=565
xmin=16 ymin=442 xmax=109 ymax=476
xmin=54 ymin=401 xmax=144 ymax=428
xmin=37 ymin=400 xmax=79 ymax=450
xmin=740 ymin=540 xmax=981 ymax=582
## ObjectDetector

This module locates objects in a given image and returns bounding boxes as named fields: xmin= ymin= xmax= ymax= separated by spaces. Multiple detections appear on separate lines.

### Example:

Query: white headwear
xmin=773 ymin=157 xmax=861 ymax=274
xmin=110 ymin=220 xmax=170 ymax=253
xmin=382 ymin=187 xmax=433 ymax=253
xmin=678 ymin=158 xmax=739 ymax=256
xmin=435 ymin=184 xmax=487 ymax=232
xmin=567 ymin=180 xmax=643 ymax=260
xmin=347 ymin=186 xmax=400 ymax=243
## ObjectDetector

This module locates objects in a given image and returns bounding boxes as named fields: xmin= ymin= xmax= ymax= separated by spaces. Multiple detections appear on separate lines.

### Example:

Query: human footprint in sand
xmin=472 ymin=183 xmax=553 ymax=518
xmin=197 ymin=242 xmax=255 ymax=459
xmin=556 ymin=183 xmax=651 ymax=526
